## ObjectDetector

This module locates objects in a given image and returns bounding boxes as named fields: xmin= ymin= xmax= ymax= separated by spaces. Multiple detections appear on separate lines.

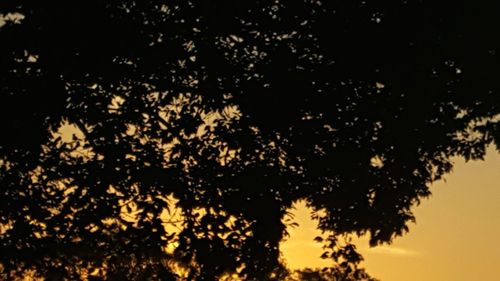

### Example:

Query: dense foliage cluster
xmin=1 ymin=1 xmax=499 ymax=280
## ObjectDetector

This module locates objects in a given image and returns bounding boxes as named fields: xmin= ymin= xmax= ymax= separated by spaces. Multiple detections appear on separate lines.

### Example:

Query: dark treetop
xmin=1 ymin=1 xmax=499 ymax=280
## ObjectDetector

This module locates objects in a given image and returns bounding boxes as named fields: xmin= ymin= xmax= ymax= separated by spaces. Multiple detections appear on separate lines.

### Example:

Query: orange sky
xmin=282 ymin=146 xmax=500 ymax=281
xmin=59 ymin=123 xmax=500 ymax=280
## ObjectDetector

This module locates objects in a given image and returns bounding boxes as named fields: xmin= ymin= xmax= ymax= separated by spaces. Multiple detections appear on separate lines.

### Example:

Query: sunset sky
xmin=3 ymin=2 xmax=500 ymax=280
xmin=282 ymin=146 xmax=500 ymax=281
xmin=56 ymin=116 xmax=500 ymax=280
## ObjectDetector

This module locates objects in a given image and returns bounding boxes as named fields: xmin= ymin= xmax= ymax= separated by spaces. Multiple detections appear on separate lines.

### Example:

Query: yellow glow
xmin=282 ymin=146 xmax=500 ymax=281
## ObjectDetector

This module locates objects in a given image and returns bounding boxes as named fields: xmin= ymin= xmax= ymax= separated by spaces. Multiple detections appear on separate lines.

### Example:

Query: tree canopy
xmin=1 ymin=1 xmax=499 ymax=280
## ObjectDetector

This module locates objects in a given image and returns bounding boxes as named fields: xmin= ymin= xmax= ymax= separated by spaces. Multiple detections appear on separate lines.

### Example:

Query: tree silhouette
xmin=1 ymin=1 xmax=499 ymax=280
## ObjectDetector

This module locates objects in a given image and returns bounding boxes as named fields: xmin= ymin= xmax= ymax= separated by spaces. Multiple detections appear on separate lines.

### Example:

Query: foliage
xmin=1 ymin=0 xmax=499 ymax=280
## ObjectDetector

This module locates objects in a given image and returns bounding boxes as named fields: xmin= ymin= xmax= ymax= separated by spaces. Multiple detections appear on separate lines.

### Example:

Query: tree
xmin=1 ymin=1 xmax=499 ymax=280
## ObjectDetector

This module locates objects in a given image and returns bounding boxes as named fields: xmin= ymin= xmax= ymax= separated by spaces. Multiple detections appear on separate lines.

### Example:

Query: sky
xmin=57 ymin=124 xmax=500 ymax=280
xmin=281 ymin=146 xmax=500 ymax=281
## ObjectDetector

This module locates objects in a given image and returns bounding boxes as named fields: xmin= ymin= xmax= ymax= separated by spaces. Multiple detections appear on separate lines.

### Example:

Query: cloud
xmin=281 ymin=239 xmax=324 ymax=249
xmin=364 ymin=246 xmax=420 ymax=257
